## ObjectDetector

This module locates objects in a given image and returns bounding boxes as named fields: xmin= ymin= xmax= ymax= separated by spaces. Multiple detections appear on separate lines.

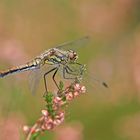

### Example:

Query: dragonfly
xmin=0 ymin=36 xmax=108 ymax=94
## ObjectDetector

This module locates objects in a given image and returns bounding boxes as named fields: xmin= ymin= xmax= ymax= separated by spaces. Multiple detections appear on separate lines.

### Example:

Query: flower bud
xmin=23 ymin=125 xmax=30 ymax=134
xmin=53 ymin=97 xmax=62 ymax=104
xmin=66 ymin=92 xmax=73 ymax=101
xmin=73 ymin=91 xmax=79 ymax=97
xmin=81 ymin=86 xmax=86 ymax=93
xmin=41 ymin=110 xmax=49 ymax=117
xmin=74 ymin=83 xmax=81 ymax=91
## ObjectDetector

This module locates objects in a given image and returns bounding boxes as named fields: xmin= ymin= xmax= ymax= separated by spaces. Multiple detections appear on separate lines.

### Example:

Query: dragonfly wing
xmin=55 ymin=36 xmax=90 ymax=51
xmin=28 ymin=65 xmax=58 ymax=95
xmin=82 ymin=71 xmax=110 ymax=97
xmin=58 ymin=63 xmax=109 ymax=95
xmin=28 ymin=68 xmax=42 ymax=95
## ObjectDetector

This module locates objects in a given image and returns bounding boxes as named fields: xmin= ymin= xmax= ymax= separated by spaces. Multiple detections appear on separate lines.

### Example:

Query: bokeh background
xmin=0 ymin=0 xmax=140 ymax=140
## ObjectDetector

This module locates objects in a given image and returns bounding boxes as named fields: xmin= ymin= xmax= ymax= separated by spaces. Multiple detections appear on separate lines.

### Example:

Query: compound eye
xmin=74 ymin=55 xmax=77 ymax=60
xmin=73 ymin=52 xmax=78 ymax=60
xmin=69 ymin=52 xmax=74 ymax=59
xmin=68 ymin=50 xmax=77 ymax=61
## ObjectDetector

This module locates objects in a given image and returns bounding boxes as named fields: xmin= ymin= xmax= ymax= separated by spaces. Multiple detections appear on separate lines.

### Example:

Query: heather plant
xmin=23 ymin=80 xmax=86 ymax=140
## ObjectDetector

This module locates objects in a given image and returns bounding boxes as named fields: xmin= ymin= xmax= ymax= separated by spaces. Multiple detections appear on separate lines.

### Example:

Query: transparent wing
xmin=28 ymin=62 xmax=110 ymax=96
xmin=61 ymin=63 xmax=110 ymax=95
xmin=82 ymin=71 xmax=110 ymax=96
xmin=55 ymin=36 xmax=90 ymax=51
xmin=28 ymin=68 xmax=43 ymax=95
xmin=28 ymin=65 xmax=57 ymax=95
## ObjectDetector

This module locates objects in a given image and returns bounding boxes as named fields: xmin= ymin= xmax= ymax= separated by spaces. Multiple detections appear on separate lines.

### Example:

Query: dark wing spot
xmin=102 ymin=82 xmax=109 ymax=88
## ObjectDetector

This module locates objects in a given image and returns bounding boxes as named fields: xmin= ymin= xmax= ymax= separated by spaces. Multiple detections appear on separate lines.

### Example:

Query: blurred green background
xmin=0 ymin=0 xmax=140 ymax=140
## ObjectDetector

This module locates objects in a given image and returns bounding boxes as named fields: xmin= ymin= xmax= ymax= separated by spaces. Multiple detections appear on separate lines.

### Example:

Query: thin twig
xmin=26 ymin=116 xmax=44 ymax=140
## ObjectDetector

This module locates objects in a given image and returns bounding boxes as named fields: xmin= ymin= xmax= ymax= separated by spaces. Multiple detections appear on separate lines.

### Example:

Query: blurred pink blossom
xmin=0 ymin=39 xmax=29 ymax=65
xmin=54 ymin=123 xmax=84 ymax=140
xmin=0 ymin=114 xmax=25 ymax=140
xmin=132 ymin=33 xmax=140 ymax=93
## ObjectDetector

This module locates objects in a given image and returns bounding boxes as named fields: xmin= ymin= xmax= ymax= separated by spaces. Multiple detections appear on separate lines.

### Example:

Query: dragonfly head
xmin=68 ymin=50 xmax=78 ymax=62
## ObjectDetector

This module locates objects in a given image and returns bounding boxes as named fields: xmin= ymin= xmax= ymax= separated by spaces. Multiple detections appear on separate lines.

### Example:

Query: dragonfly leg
xmin=52 ymin=68 xmax=59 ymax=90
xmin=44 ymin=67 xmax=57 ymax=94
xmin=66 ymin=63 xmax=85 ymax=76
xmin=63 ymin=67 xmax=77 ymax=79
xmin=66 ymin=65 xmax=76 ymax=72
xmin=75 ymin=62 xmax=86 ymax=74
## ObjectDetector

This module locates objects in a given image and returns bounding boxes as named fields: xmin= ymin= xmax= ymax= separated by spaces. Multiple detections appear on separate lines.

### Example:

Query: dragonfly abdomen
xmin=0 ymin=63 xmax=37 ymax=78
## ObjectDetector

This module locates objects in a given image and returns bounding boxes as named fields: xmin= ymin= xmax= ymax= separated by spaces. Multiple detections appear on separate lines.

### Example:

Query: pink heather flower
xmin=59 ymin=116 xmax=65 ymax=122
xmin=23 ymin=125 xmax=30 ymax=134
xmin=42 ymin=117 xmax=54 ymax=130
xmin=66 ymin=92 xmax=74 ymax=101
xmin=59 ymin=101 xmax=66 ymax=106
xmin=47 ymin=118 xmax=53 ymax=123
xmin=53 ymin=97 xmax=66 ymax=107
xmin=74 ymin=83 xmax=81 ymax=91
xmin=41 ymin=125 xmax=46 ymax=130
xmin=73 ymin=91 xmax=80 ymax=97
xmin=55 ymin=115 xmax=61 ymax=119
xmin=24 ymin=82 xmax=86 ymax=139
xmin=73 ymin=84 xmax=86 ymax=95
xmin=45 ymin=117 xmax=53 ymax=124
xmin=59 ymin=112 xmax=65 ymax=118
xmin=53 ymin=111 xmax=65 ymax=126
xmin=41 ymin=110 xmax=49 ymax=117
xmin=53 ymin=120 xmax=59 ymax=126
xmin=58 ymin=112 xmax=65 ymax=121
xmin=45 ymin=122 xmax=54 ymax=130
xmin=53 ymin=97 xmax=62 ymax=104
xmin=45 ymin=123 xmax=54 ymax=130
xmin=80 ymin=86 xmax=86 ymax=93
xmin=53 ymin=119 xmax=62 ymax=126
